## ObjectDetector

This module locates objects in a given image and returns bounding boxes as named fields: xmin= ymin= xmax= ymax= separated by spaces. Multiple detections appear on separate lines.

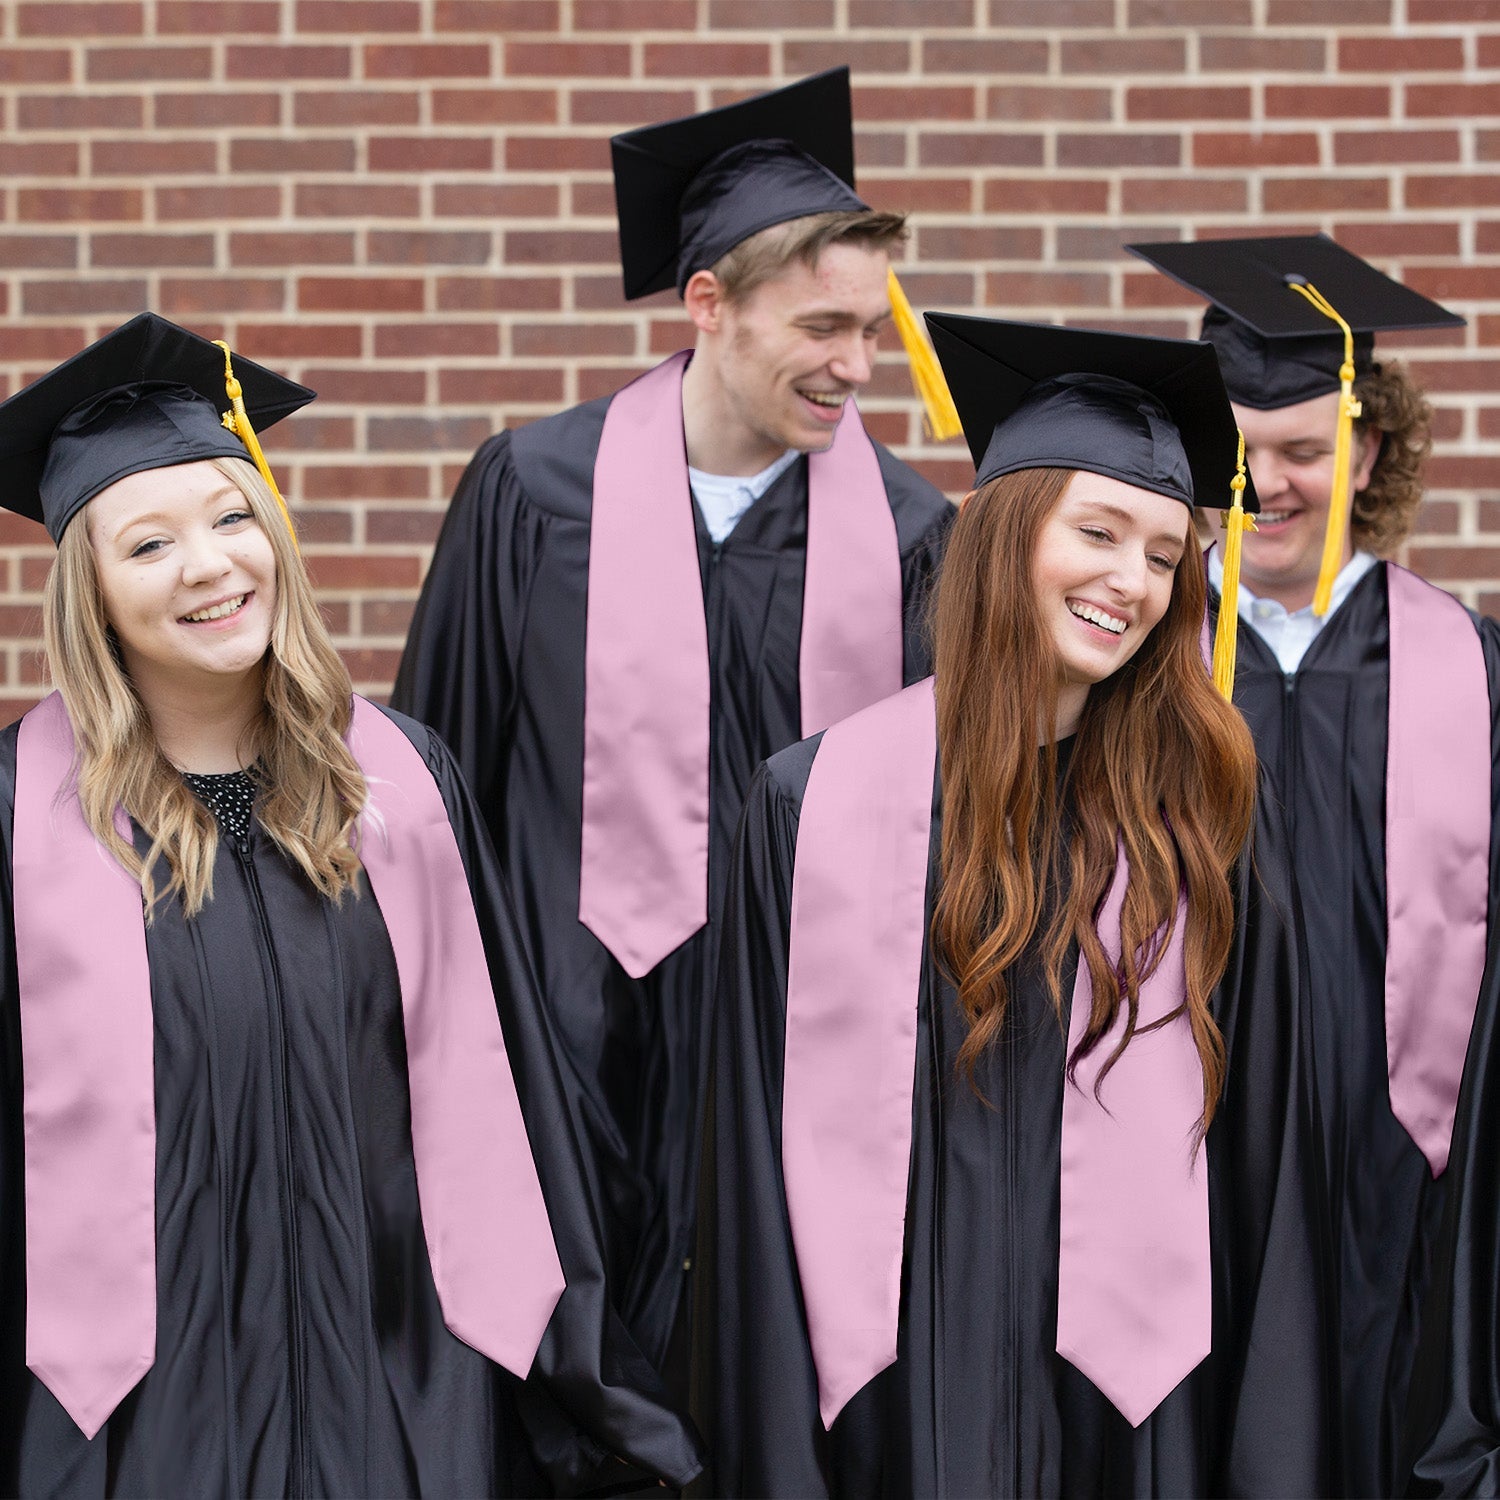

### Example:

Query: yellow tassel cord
xmin=886 ymin=267 xmax=963 ymax=442
xmin=212 ymin=339 xmax=299 ymax=553
xmin=1211 ymin=430 xmax=1256 ymax=702
xmin=1285 ymin=279 xmax=1361 ymax=616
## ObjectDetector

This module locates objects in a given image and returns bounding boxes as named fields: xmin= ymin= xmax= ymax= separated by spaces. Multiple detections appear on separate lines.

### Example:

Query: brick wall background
xmin=0 ymin=0 xmax=1495 ymax=722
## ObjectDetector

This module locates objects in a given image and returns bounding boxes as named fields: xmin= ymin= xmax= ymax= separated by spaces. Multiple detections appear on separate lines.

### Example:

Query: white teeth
xmin=1068 ymin=601 xmax=1127 ymax=635
xmin=1257 ymin=510 xmax=1294 ymax=524
xmin=183 ymin=595 xmax=245 ymax=623
xmin=800 ymin=391 xmax=845 ymax=409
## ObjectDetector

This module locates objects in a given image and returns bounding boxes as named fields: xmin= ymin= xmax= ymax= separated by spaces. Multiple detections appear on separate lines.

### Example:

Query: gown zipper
xmin=1282 ymin=670 xmax=1300 ymax=845
xmin=234 ymin=835 xmax=309 ymax=1498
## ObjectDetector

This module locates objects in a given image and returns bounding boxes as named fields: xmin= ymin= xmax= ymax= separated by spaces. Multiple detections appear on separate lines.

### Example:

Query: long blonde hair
xmin=930 ymin=468 xmax=1259 ymax=1133
xmin=41 ymin=455 xmax=367 ymax=917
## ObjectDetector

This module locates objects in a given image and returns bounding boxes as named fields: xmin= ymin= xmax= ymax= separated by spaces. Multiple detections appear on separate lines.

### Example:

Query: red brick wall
xmin=0 ymin=0 xmax=1496 ymax=721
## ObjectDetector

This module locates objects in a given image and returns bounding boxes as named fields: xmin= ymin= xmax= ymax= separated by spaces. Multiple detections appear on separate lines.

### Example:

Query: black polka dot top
xmin=182 ymin=768 xmax=257 ymax=847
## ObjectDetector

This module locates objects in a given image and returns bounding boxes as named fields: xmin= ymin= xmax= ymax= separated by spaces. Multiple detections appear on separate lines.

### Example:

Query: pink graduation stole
xmin=14 ymin=691 xmax=566 ymax=1439
xmin=578 ymin=351 xmax=903 ymax=979
xmin=782 ymin=677 xmax=1209 ymax=1429
xmin=1383 ymin=563 xmax=1492 ymax=1177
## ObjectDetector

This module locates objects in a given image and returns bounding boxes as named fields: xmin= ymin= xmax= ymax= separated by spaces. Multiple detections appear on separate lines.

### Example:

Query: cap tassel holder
xmin=886 ymin=268 xmax=962 ymax=442
xmin=1285 ymin=278 xmax=1361 ymax=616
xmin=1212 ymin=430 xmax=1255 ymax=701
xmin=212 ymin=339 xmax=300 ymax=552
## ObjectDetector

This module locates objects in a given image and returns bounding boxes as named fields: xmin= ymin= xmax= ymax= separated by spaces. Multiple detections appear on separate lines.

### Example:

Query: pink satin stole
xmin=15 ymin=692 xmax=155 ymax=1441
xmin=15 ymin=691 xmax=565 ymax=1439
xmin=783 ymin=678 xmax=937 ymax=1429
xmin=346 ymin=699 xmax=565 ymax=1370
xmin=1055 ymin=871 xmax=1209 ymax=1426
xmin=1384 ymin=563 xmax=1492 ymax=1177
xmin=579 ymin=352 xmax=903 ymax=979
xmin=782 ymin=677 xmax=1208 ymax=1429
xmin=801 ymin=400 xmax=903 ymax=735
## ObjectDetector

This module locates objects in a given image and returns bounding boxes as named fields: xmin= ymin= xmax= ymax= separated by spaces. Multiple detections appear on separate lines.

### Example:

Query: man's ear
xmin=683 ymin=269 xmax=727 ymax=335
xmin=1352 ymin=422 xmax=1383 ymax=493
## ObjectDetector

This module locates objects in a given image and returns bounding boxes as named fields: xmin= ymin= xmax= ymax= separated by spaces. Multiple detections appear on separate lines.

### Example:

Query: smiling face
xmin=705 ymin=239 xmax=892 ymax=464
xmin=87 ymin=459 xmax=277 ymax=700
xmin=1032 ymin=471 xmax=1191 ymax=719
xmin=1233 ymin=392 xmax=1381 ymax=611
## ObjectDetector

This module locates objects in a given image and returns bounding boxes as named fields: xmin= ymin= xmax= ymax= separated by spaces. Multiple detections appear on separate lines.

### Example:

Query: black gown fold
xmin=1215 ymin=563 xmax=1500 ymax=1498
xmin=1405 ymin=948 xmax=1500 ymax=1496
xmin=391 ymin=390 xmax=953 ymax=1375
xmin=0 ymin=706 xmax=704 ymax=1498
xmin=693 ymin=734 xmax=1332 ymax=1498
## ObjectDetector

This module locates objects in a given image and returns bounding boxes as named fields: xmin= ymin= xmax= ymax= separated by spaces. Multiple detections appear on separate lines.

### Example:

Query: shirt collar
xmin=1207 ymin=544 xmax=1378 ymax=624
xmin=687 ymin=446 xmax=799 ymax=499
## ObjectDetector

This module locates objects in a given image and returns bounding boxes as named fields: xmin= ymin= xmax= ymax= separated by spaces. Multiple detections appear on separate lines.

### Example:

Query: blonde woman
xmin=0 ymin=314 xmax=702 ymax=1497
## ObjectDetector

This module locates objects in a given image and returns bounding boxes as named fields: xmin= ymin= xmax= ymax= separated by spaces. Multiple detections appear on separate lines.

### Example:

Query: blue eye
xmin=217 ymin=509 xmax=253 ymax=527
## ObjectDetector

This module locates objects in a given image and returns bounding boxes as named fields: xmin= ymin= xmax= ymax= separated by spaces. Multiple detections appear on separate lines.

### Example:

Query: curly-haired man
xmin=1133 ymin=235 xmax=1495 ymax=1499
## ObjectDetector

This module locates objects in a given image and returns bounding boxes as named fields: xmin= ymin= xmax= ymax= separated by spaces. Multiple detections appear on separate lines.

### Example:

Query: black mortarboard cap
xmin=1126 ymin=235 xmax=1465 ymax=410
xmin=925 ymin=312 xmax=1257 ymax=514
xmin=611 ymin=68 xmax=868 ymax=300
xmin=0 ymin=311 xmax=313 ymax=542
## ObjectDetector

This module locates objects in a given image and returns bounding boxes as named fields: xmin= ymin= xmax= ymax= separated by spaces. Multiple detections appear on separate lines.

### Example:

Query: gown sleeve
xmin=898 ymin=514 xmax=949 ymax=685
xmin=410 ymin=716 xmax=706 ymax=1495
xmin=1205 ymin=774 xmax=1336 ymax=1496
xmin=390 ymin=433 xmax=548 ymax=833
xmin=1402 ymin=613 xmax=1500 ymax=1498
xmin=691 ymin=747 xmax=832 ymax=1499
xmin=878 ymin=447 xmax=953 ymax=687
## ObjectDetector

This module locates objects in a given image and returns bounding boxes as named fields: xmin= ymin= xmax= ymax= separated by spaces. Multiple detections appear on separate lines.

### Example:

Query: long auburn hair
xmin=930 ymin=467 xmax=1258 ymax=1131
xmin=42 ymin=455 xmax=367 ymax=918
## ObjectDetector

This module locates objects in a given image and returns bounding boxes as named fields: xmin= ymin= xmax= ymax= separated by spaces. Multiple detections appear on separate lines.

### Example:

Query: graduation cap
xmin=1127 ymin=234 xmax=1463 ymax=616
xmin=1125 ymin=234 xmax=1465 ymax=411
xmin=611 ymin=68 xmax=865 ymax=300
xmin=925 ymin=312 xmax=1257 ymax=514
xmin=0 ymin=311 xmax=313 ymax=543
xmin=926 ymin=312 xmax=1256 ymax=697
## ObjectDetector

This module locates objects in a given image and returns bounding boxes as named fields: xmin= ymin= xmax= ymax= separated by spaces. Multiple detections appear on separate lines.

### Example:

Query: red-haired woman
xmin=692 ymin=317 xmax=1332 ymax=1497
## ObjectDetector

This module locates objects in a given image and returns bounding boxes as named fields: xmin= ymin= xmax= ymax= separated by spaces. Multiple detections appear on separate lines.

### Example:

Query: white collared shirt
xmin=1209 ymin=545 xmax=1378 ymax=675
xmin=688 ymin=448 xmax=800 ymax=545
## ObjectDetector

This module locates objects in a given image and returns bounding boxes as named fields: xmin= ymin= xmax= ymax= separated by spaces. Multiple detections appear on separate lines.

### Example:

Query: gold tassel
xmin=212 ymin=338 xmax=299 ymax=552
xmin=1212 ymin=429 xmax=1256 ymax=702
xmin=886 ymin=267 xmax=962 ymax=442
xmin=1285 ymin=279 xmax=1361 ymax=617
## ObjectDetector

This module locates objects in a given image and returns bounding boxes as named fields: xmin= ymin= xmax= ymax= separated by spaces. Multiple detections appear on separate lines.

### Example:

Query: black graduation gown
xmin=1216 ymin=563 xmax=1500 ymax=1498
xmin=1405 ymin=862 xmax=1500 ymax=1496
xmin=390 ymin=390 xmax=953 ymax=1377
xmin=694 ymin=734 xmax=1331 ymax=1498
xmin=0 ymin=707 xmax=704 ymax=1499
